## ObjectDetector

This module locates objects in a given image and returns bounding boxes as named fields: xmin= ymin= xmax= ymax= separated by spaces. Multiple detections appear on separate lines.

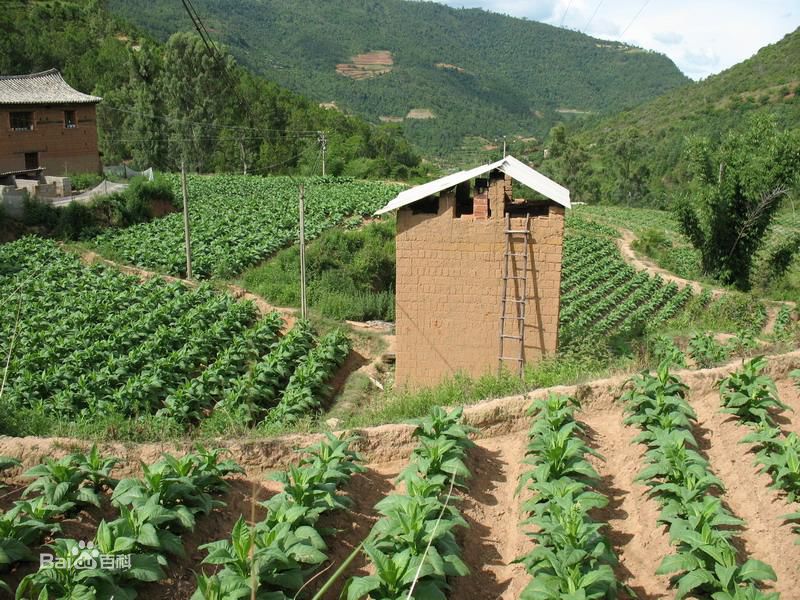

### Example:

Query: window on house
xmin=455 ymin=181 xmax=473 ymax=217
xmin=10 ymin=111 xmax=34 ymax=131
xmin=64 ymin=110 xmax=77 ymax=129
xmin=505 ymin=200 xmax=550 ymax=217
xmin=411 ymin=195 xmax=439 ymax=214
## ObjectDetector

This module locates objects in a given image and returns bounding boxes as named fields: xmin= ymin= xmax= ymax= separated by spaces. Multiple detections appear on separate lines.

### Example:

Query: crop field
xmin=560 ymin=216 xmax=693 ymax=345
xmin=0 ymin=238 xmax=350 ymax=436
xmin=1 ymin=355 xmax=799 ymax=598
xmin=94 ymin=175 xmax=404 ymax=279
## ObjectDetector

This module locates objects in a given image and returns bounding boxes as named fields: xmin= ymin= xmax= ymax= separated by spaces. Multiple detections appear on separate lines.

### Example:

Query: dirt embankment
xmin=2 ymin=352 xmax=799 ymax=598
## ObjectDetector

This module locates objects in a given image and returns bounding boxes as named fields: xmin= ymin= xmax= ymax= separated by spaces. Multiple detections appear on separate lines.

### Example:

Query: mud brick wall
xmin=395 ymin=175 xmax=565 ymax=388
xmin=0 ymin=104 xmax=101 ymax=175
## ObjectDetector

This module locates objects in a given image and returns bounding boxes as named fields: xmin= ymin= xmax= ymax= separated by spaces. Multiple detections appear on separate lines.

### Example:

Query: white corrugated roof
xmin=0 ymin=69 xmax=102 ymax=105
xmin=375 ymin=155 xmax=570 ymax=215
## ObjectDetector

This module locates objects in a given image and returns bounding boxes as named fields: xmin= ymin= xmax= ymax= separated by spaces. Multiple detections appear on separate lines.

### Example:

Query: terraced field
xmin=94 ymin=175 xmax=403 ymax=279
xmin=0 ymin=238 xmax=349 ymax=436
xmin=2 ymin=353 xmax=799 ymax=598
xmin=560 ymin=216 xmax=693 ymax=344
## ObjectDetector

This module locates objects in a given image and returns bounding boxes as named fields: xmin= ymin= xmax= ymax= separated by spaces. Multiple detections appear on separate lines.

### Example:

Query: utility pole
xmin=503 ymin=136 xmax=507 ymax=158
xmin=239 ymin=141 xmax=248 ymax=175
xmin=180 ymin=159 xmax=193 ymax=279
xmin=298 ymin=184 xmax=308 ymax=319
xmin=319 ymin=132 xmax=327 ymax=176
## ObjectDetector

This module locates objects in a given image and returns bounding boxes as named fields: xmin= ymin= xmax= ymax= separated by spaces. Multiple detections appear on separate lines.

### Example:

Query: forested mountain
xmin=0 ymin=0 xmax=422 ymax=179
xmin=106 ymin=0 xmax=688 ymax=156
xmin=542 ymin=27 xmax=800 ymax=206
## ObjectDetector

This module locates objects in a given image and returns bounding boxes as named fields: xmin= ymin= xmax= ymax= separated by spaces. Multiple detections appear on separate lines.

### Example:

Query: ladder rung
xmin=500 ymin=316 xmax=526 ymax=320
xmin=501 ymin=335 xmax=523 ymax=340
xmin=502 ymin=299 xmax=526 ymax=303
xmin=503 ymin=276 xmax=526 ymax=280
xmin=499 ymin=356 xmax=524 ymax=361
xmin=505 ymin=229 xmax=530 ymax=234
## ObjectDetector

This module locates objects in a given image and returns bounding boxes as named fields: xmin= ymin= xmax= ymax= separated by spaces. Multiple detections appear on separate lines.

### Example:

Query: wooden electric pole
xmin=298 ymin=184 xmax=308 ymax=319
xmin=319 ymin=132 xmax=327 ymax=176
xmin=180 ymin=159 xmax=193 ymax=279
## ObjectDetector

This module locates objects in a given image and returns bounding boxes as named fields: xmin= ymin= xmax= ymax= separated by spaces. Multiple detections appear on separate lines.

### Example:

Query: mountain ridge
xmin=107 ymin=0 xmax=689 ymax=156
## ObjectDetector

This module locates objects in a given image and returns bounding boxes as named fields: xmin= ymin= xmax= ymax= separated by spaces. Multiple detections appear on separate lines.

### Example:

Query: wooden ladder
xmin=498 ymin=213 xmax=531 ymax=377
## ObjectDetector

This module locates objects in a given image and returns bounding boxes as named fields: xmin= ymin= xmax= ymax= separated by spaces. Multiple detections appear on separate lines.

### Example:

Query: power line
xmin=620 ymin=0 xmax=651 ymax=37
xmin=559 ymin=0 xmax=574 ymax=26
xmin=102 ymin=105 xmax=320 ymax=136
xmin=583 ymin=0 xmax=605 ymax=31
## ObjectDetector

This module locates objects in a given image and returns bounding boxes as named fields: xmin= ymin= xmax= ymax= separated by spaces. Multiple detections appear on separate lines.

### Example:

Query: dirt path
xmin=616 ymin=228 xmax=720 ymax=297
xmin=451 ymin=433 xmax=530 ymax=599
xmin=615 ymin=228 xmax=795 ymax=334
xmin=582 ymin=404 xmax=673 ymax=599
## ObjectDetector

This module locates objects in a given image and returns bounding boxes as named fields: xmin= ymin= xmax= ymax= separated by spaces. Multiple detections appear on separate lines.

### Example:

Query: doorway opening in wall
xmin=24 ymin=152 xmax=39 ymax=170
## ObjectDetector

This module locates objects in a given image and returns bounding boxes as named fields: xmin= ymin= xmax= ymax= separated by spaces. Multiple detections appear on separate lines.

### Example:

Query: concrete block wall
xmin=395 ymin=175 xmax=565 ymax=388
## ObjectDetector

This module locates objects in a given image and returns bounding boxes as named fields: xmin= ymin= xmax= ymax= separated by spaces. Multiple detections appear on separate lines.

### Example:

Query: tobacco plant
xmin=717 ymin=357 xmax=789 ymax=427
xmin=22 ymin=447 xmax=119 ymax=512
xmin=345 ymin=407 xmax=473 ymax=600
xmin=621 ymin=364 xmax=778 ymax=599
xmin=515 ymin=394 xmax=619 ymax=600
xmin=195 ymin=434 xmax=364 ymax=600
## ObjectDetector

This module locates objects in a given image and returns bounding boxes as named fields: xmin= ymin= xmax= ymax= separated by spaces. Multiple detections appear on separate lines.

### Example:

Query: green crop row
xmin=343 ymin=406 xmax=475 ymax=599
xmin=94 ymin=174 xmax=404 ymax=279
xmin=1 ymin=445 xmax=242 ymax=599
xmin=515 ymin=393 xmax=619 ymax=599
xmin=560 ymin=236 xmax=691 ymax=345
xmin=1 ymin=238 xmax=351 ymax=436
xmin=192 ymin=433 xmax=365 ymax=599
xmin=719 ymin=357 xmax=800 ymax=541
xmin=621 ymin=363 xmax=778 ymax=599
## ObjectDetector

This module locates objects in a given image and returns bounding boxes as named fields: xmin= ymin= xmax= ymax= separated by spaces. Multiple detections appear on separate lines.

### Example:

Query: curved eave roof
xmin=375 ymin=155 xmax=570 ymax=215
xmin=0 ymin=69 xmax=102 ymax=105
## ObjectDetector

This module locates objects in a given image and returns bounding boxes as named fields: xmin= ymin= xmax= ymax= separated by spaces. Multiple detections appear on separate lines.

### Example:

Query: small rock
xmin=326 ymin=418 xmax=341 ymax=430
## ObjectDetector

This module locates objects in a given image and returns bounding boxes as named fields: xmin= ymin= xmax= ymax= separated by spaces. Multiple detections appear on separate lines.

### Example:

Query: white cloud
xmin=435 ymin=0 xmax=800 ymax=80
xmin=653 ymin=31 xmax=683 ymax=46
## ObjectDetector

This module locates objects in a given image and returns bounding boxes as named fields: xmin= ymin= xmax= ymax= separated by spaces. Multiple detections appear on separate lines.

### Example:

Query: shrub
xmin=67 ymin=172 xmax=102 ymax=191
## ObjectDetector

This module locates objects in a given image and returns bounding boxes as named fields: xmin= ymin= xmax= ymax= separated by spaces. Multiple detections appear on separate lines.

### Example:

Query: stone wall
xmin=0 ymin=104 xmax=101 ymax=175
xmin=395 ymin=174 xmax=565 ymax=388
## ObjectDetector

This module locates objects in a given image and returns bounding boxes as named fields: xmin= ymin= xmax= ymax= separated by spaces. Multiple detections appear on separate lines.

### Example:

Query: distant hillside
xmin=0 ymin=0 xmax=422 ymax=179
xmin=559 ymin=27 xmax=800 ymax=202
xmin=107 ymin=0 xmax=688 ymax=157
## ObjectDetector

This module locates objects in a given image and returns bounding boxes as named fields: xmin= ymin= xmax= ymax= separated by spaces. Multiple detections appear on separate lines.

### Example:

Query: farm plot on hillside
xmin=93 ymin=175 xmax=404 ymax=279
xmin=0 ymin=238 xmax=350 ymax=438
xmin=559 ymin=218 xmax=692 ymax=345
xmin=2 ymin=357 xmax=799 ymax=599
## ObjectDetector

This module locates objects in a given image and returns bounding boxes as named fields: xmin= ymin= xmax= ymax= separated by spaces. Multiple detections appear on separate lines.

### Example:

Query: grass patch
xmin=339 ymin=351 xmax=634 ymax=429
xmin=238 ymin=218 xmax=396 ymax=321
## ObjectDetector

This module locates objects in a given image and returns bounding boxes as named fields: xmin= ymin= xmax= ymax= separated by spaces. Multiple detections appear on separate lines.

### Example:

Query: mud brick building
xmin=376 ymin=155 xmax=570 ymax=388
xmin=0 ymin=69 xmax=102 ymax=176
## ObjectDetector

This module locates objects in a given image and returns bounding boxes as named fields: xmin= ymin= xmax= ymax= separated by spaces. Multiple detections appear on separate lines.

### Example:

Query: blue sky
xmin=435 ymin=0 xmax=799 ymax=79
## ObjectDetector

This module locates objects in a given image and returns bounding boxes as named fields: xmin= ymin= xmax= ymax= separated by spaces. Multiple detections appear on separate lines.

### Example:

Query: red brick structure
xmin=0 ymin=69 xmax=102 ymax=176
xmin=376 ymin=156 xmax=570 ymax=388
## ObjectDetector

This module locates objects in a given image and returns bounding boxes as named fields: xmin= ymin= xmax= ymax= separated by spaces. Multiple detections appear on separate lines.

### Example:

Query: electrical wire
xmin=583 ymin=0 xmax=606 ymax=31
xmin=620 ymin=0 xmax=652 ymax=37
xmin=101 ymin=105 xmax=321 ymax=136
xmin=559 ymin=0 xmax=574 ymax=26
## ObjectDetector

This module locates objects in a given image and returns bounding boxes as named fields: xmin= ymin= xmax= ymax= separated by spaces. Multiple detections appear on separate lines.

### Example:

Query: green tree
xmin=675 ymin=115 xmax=800 ymax=289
